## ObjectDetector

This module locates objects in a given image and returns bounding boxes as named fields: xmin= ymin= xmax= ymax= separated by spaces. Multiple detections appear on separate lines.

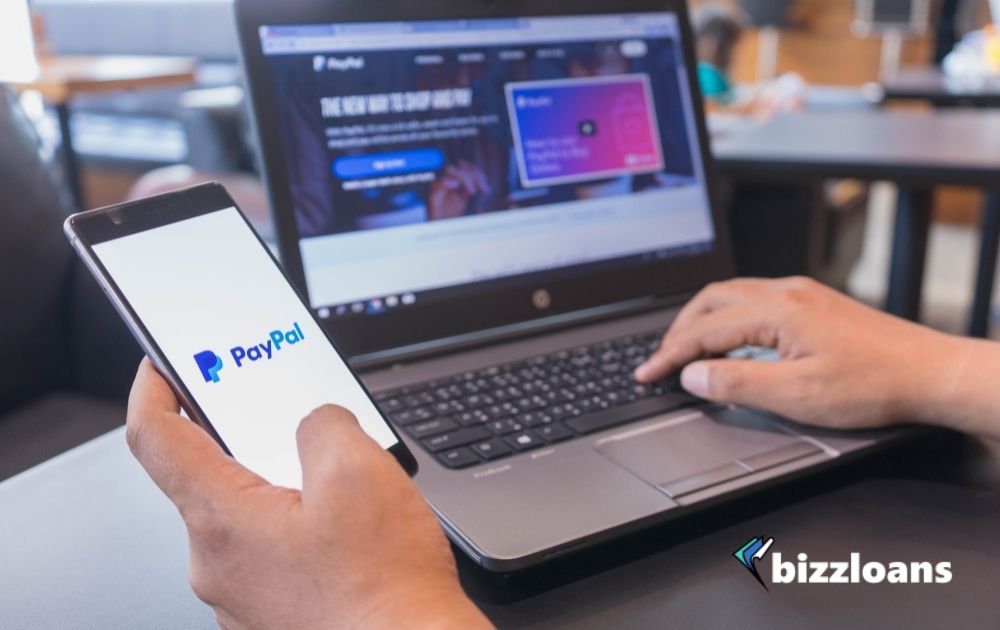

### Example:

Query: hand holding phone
xmin=65 ymin=183 xmax=417 ymax=487
xmin=125 ymin=358 xmax=488 ymax=629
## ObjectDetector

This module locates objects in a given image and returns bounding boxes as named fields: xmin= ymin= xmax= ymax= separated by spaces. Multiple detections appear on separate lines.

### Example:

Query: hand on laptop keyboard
xmin=376 ymin=330 xmax=704 ymax=469
xmin=633 ymin=276 xmax=985 ymax=434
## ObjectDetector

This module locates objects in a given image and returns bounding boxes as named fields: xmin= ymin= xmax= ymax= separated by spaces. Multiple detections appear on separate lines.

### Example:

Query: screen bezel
xmin=235 ymin=0 xmax=735 ymax=359
xmin=66 ymin=182 xmax=418 ymax=477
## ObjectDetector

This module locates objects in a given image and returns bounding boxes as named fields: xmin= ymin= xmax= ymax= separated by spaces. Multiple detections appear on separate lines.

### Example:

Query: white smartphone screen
xmin=91 ymin=207 xmax=399 ymax=488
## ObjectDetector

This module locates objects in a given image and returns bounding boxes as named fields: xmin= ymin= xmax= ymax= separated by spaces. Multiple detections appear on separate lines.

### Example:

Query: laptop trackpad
xmin=595 ymin=407 xmax=823 ymax=497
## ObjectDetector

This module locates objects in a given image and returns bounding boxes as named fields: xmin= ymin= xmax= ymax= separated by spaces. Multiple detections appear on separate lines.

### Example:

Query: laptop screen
xmin=257 ymin=12 xmax=715 ymax=320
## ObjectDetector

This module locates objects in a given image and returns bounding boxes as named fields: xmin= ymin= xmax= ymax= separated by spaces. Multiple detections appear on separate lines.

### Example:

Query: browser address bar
xmin=263 ymin=24 xmax=660 ymax=55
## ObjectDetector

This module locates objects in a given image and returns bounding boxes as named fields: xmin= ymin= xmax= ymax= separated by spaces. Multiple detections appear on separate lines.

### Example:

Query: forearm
xmin=903 ymin=334 xmax=1000 ymax=440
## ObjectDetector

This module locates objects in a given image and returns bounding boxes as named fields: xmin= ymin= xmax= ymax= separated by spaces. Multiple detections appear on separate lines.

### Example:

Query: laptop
xmin=235 ymin=0 xmax=897 ymax=571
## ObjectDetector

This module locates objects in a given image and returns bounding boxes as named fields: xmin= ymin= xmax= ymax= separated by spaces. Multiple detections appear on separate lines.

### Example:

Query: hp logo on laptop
xmin=532 ymin=289 xmax=551 ymax=310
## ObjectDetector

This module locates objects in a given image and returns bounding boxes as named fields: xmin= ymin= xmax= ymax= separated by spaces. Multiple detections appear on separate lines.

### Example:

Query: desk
xmin=1 ymin=428 xmax=998 ymax=628
xmin=882 ymin=66 xmax=1000 ymax=108
xmin=713 ymin=109 xmax=1000 ymax=329
xmin=881 ymin=67 xmax=1000 ymax=336
xmin=9 ymin=55 xmax=197 ymax=210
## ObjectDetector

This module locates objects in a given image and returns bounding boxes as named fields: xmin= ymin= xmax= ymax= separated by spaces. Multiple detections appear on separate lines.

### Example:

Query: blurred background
xmin=2 ymin=0 xmax=1000 ymax=480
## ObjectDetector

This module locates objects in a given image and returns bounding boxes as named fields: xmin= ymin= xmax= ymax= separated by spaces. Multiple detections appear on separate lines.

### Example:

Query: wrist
xmin=354 ymin=577 xmax=490 ymax=629
xmin=897 ymin=332 xmax=993 ymax=432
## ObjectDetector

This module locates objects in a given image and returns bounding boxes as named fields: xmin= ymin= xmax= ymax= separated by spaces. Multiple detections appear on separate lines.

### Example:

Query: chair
xmin=739 ymin=0 xmax=797 ymax=80
xmin=0 ymin=86 xmax=141 ymax=481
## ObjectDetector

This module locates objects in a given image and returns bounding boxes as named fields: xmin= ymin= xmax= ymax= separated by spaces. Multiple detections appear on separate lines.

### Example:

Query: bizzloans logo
xmin=733 ymin=536 xmax=952 ymax=590
xmin=193 ymin=322 xmax=305 ymax=383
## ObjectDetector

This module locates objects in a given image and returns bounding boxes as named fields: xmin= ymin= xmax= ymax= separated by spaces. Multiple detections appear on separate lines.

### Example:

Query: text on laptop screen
xmin=258 ymin=13 xmax=714 ymax=317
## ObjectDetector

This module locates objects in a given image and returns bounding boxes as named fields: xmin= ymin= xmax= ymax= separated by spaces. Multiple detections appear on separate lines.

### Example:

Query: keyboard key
xmin=437 ymin=448 xmax=480 ymax=469
xmin=390 ymin=409 xmax=420 ymax=425
xmin=379 ymin=398 xmax=404 ymax=413
xmin=485 ymin=403 xmax=518 ymax=419
xmin=534 ymin=423 xmax=573 ymax=443
xmin=549 ymin=403 xmax=581 ymax=420
xmin=433 ymin=402 xmax=452 ymax=415
xmin=524 ymin=395 xmax=548 ymax=410
xmin=504 ymin=431 xmax=544 ymax=451
xmin=517 ymin=411 xmax=552 ymax=427
xmin=471 ymin=438 xmax=512 ymax=461
xmin=433 ymin=400 xmax=465 ymax=416
xmin=578 ymin=396 xmax=610 ymax=413
xmin=423 ymin=426 xmax=492 ymax=452
xmin=565 ymin=395 xmax=696 ymax=435
xmin=486 ymin=418 xmax=524 ymax=435
xmin=405 ymin=392 xmax=434 ymax=407
xmin=604 ymin=390 xmax=627 ymax=405
xmin=461 ymin=394 xmax=489 ymax=409
xmin=407 ymin=418 xmax=458 ymax=439
xmin=453 ymin=410 xmax=489 ymax=426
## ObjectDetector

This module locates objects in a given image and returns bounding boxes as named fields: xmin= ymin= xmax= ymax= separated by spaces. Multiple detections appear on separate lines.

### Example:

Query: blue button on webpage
xmin=333 ymin=148 xmax=445 ymax=179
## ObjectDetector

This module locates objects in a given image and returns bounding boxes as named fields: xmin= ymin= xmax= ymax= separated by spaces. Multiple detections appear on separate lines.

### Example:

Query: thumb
xmin=295 ymin=404 xmax=386 ymax=506
xmin=680 ymin=359 xmax=801 ymax=416
xmin=126 ymin=358 xmax=266 ymax=518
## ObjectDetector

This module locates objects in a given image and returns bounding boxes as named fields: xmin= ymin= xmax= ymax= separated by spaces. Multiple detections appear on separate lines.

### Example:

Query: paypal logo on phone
xmin=194 ymin=350 xmax=224 ymax=383
xmin=193 ymin=322 xmax=306 ymax=383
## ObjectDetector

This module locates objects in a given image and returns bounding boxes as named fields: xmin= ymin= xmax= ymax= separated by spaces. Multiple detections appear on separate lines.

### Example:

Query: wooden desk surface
xmin=10 ymin=55 xmax=198 ymax=103
xmin=712 ymin=109 xmax=1000 ymax=187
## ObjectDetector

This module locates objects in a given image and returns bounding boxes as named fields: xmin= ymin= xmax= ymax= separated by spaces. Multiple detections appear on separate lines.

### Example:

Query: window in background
xmin=0 ymin=0 xmax=38 ymax=83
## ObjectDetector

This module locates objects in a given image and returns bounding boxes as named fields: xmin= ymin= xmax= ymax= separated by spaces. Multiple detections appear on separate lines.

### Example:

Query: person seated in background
xmin=127 ymin=276 xmax=1000 ymax=629
xmin=692 ymin=3 xmax=805 ymax=120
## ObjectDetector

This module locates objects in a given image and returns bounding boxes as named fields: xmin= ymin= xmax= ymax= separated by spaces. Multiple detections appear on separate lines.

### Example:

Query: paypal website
xmin=259 ymin=13 xmax=715 ymax=316
xmin=92 ymin=208 xmax=398 ymax=489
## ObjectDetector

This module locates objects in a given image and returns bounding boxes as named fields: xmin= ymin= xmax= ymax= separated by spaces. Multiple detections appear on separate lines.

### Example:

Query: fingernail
xmin=634 ymin=361 xmax=654 ymax=382
xmin=681 ymin=362 xmax=710 ymax=397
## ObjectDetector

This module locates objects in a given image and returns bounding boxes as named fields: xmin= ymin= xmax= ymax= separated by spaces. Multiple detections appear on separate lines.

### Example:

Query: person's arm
xmin=635 ymin=276 xmax=1000 ymax=441
xmin=126 ymin=359 xmax=491 ymax=630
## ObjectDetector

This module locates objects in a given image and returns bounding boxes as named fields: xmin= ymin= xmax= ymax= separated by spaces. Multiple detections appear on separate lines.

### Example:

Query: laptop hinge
xmin=351 ymin=293 xmax=692 ymax=371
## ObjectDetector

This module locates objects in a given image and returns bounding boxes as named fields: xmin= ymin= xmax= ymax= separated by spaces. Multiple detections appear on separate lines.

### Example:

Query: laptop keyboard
xmin=374 ymin=330 xmax=704 ymax=469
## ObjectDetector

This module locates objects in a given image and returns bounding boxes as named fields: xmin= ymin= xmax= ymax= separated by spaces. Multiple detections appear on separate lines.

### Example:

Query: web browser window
xmin=259 ymin=13 xmax=715 ymax=317
xmin=92 ymin=208 xmax=398 ymax=489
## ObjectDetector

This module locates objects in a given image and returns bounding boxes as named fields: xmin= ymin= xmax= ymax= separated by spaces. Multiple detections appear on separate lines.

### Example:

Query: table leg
xmin=968 ymin=191 xmax=1000 ymax=338
xmin=54 ymin=102 xmax=84 ymax=211
xmin=885 ymin=186 xmax=934 ymax=321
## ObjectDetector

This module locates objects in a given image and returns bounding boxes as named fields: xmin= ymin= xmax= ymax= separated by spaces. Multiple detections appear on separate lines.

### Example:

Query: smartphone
xmin=64 ymin=182 xmax=417 ymax=486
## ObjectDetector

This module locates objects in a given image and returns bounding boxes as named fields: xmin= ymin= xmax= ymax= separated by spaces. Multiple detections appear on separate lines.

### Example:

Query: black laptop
xmin=235 ymin=0 xmax=896 ymax=571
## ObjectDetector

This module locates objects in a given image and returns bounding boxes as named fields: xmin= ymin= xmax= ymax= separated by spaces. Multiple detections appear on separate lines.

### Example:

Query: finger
xmin=666 ymin=278 xmax=771 ymax=337
xmin=679 ymin=358 xmax=805 ymax=416
xmin=635 ymin=301 xmax=782 ymax=382
xmin=449 ymin=163 xmax=478 ymax=196
xmin=474 ymin=166 xmax=492 ymax=195
xmin=439 ymin=173 xmax=463 ymax=190
xmin=459 ymin=160 xmax=492 ymax=195
xmin=667 ymin=276 xmax=818 ymax=341
xmin=441 ymin=167 xmax=470 ymax=198
xmin=126 ymin=358 xmax=266 ymax=515
xmin=295 ymin=405 xmax=390 ymax=508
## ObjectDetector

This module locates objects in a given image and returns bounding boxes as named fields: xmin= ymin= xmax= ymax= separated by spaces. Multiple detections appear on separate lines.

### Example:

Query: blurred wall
xmin=32 ymin=0 xmax=238 ymax=60
xmin=693 ymin=0 xmax=934 ymax=84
